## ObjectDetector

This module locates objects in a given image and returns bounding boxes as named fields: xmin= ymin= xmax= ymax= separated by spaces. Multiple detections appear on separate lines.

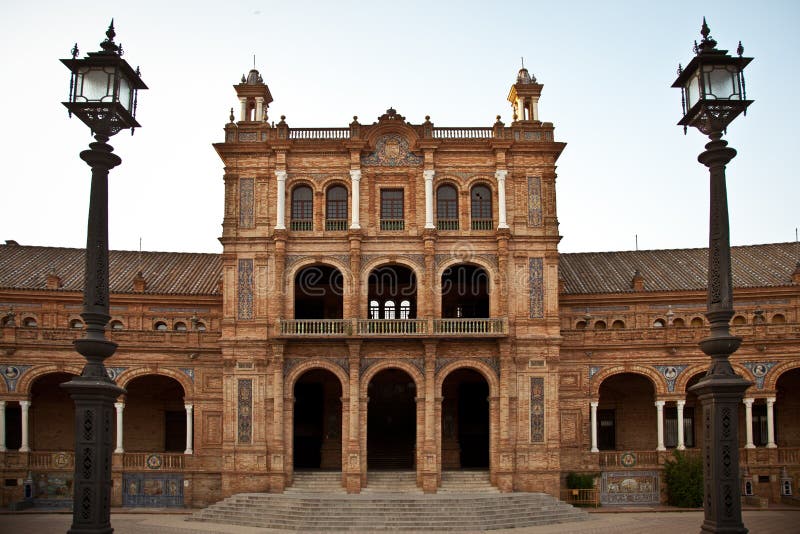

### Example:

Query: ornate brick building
xmin=1 ymin=67 xmax=798 ymax=508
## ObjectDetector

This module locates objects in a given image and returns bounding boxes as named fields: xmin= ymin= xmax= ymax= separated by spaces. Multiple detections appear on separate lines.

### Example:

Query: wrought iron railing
xmin=436 ymin=219 xmax=459 ymax=231
xmin=470 ymin=218 xmax=494 ymax=231
xmin=290 ymin=219 xmax=313 ymax=231
xmin=379 ymin=219 xmax=405 ymax=231
xmin=325 ymin=219 xmax=348 ymax=231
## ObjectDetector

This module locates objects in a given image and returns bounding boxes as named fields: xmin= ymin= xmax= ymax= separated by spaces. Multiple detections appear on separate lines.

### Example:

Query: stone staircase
xmin=189 ymin=470 xmax=589 ymax=531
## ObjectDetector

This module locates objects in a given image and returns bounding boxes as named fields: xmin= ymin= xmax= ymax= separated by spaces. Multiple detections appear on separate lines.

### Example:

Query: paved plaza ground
xmin=0 ymin=509 xmax=798 ymax=534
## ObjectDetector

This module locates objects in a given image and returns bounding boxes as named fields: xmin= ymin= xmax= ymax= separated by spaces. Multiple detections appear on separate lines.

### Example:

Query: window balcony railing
xmin=436 ymin=219 xmax=459 ymax=231
xmin=470 ymin=218 xmax=494 ymax=231
xmin=379 ymin=219 xmax=405 ymax=231
xmin=290 ymin=219 xmax=313 ymax=231
xmin=434 ymin=318 xmax=506 ymax=335
xmin=325 ymin=219 xmax=348 ymax=231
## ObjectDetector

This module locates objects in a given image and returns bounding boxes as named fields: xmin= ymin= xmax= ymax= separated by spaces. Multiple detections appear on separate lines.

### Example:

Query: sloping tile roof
xmin=560 ymin=242 xmax=800 ymax=295
xmin=0 ymin=243 xmax=221 ymax=295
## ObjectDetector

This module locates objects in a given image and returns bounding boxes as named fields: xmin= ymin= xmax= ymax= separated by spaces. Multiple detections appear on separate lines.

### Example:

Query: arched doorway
xmin=124 ymin=375 xmax=187 ymax=452
xmin=367 ymin=368 xmax=416 ymax=469
xmin=294 ymin=265 xmax=344 ymax=319
xmin=597 ymin=373 xmax=656 ymax=450
xmin=441 ymin=264 xmax=489 ymax=318
xmin=775 ymin=368 xmax=800 ymax=447
xmin=367 ymin=265 xmax=416 ymax=319
xmin=30 ymin=372 xmax=77 ymax=450
xmin=293 ymin=369 xmax=343 ymax=469
xmin=441 ymin=368 xmax=489 ymax=469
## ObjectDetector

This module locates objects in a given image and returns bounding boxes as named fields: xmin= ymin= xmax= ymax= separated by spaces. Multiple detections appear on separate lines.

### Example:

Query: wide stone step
xmin=189 ymin=491 xmax=589 ymax=531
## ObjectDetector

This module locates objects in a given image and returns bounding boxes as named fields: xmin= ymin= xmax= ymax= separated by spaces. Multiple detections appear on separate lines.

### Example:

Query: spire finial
xmin=99 ymin=18 xmax=120 ymax=55
xmin=253 ymin=54 xmax=256 ymax=69
xmin=737 ymin=41 xmax=744 ymax=57
xmin=697 ymin=17 xmax=718 ymax=54
xmin=521 ymin=56 xmax=524 ymax=69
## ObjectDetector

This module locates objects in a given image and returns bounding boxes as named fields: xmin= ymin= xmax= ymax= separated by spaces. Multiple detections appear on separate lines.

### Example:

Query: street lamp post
xmin=672 ymin=19 xmax=752 ymax=534
xmin=60 ymin=21 xmax=146 ymax=534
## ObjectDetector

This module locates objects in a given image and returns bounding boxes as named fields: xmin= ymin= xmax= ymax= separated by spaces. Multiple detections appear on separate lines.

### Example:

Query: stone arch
xmin=285 ymin=359 xmax=349 ymax=394
xmin=435 ymin=359 xmax=499 ymax=398
xmin=675 ymin=362 xmax=755 ymax=394
xmin=288 ymin=178 xmax=317 ymax=195
xmin=116 ymin=367 xmax=192 ymax=401
xmin=16 ymin=364 xmax=83 ymax=396
xmin=463 ymin=175 xmax=496 ymax=190
xmin=360 ymin=360 xmax=424 ymax=397
xmin=436 ymin=257 xmax=498 ymax=282
xmin=434 ymin=177 xmax=462 ymax=193
xmin=286 ymin=257 xmax=352 ymax=287
xmin=589 ymin=365 xmax=665 ymax=398
xmin=361 ymin=257 xmax=422 ymax=281
xmin=764 ymin=361 xmax=800 ymax=391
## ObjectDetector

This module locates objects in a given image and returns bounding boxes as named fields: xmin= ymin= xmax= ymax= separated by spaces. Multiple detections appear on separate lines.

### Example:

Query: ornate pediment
xmin=361 ymin=133 xmax=422 ymax=167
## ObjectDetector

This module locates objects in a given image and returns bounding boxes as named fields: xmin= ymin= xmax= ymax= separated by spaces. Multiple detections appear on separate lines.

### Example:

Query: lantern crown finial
xmin=697 ymin=17 xmax=718 ymax=55
xmin=99 ymin=19 xmax=121 ymax=55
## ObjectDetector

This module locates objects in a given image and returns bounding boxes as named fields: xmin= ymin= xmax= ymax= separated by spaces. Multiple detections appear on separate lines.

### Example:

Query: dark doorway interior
xmin=4 ymin=404 xmax=21 ymax=450
xmin=598 ymin=409 xmax=615 ymax=450
xmin=164 ymin=411 xmax=186 ymax=452
xmin=441 ymin=264 xmax=489 ymax=318
xmin=367 ymin=369 xmax=416 ymax=469
xmin=293 ymin=369 xmax=342 ymax=469
xmin=294 ymin=265 xmax=344 ymax=319
xmin=442 ymin=368 xmax=489 ymax=469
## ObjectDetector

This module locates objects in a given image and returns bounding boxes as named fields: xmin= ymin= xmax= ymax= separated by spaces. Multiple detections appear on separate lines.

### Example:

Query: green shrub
xmin=664 ymin=451 xmax=704 ymax=507
xmin=566 ymin=472 xmax=595 ymax=489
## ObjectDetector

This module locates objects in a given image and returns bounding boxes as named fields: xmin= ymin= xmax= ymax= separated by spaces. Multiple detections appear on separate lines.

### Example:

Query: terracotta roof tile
xmin=560 ymin=242 xmax=800 ymax=294
xmin=0 ymin=244 xmax=221 ymax=295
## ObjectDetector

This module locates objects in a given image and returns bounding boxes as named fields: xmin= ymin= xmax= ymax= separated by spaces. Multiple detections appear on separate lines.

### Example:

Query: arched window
xmin=575 ymin=320 xmax=587 ymax=329
xmin=732 ymin=315 xmax=747 ymax=325
xmin=611 ymin=319 xmax=625 ymax=329
xmin=369 ymin=300 xmax=381 ymax=319
xmin=69 ymin=319 xmax=84 ymax=329
xmin=594 ymin=320 xmax=607 ymax=330
xmin=400 ymin=300 xmax=411 ymax=319
xmin=23 ymin=317 xmax=38 ymax=328
xmin=291 ymin=185 xmax=313 ymax=231
xmin=772 ymin=313 xmax=786 ymax=324
xmin=325 ymin=185 xmax=348 ymax=231
xmin=384 ymin=300 xmax=396 ymax=320
xmin=436 ymin=185 xmax=459 ymax=230
xmin=195 ymin=322 xmax=207 ymax=331
xmin=470 ymin=185 xmax=493 ymax=230
xmin=672 ymin=318 xmax=686 ymax=327
xmin=690 ymin=317 xmax=704 ymax=327
xmin=174 ymin=322 xmax=187 ymax=332
xmin=154 ymin=321 xmax=168 ymax=331
xmin=110 ymin=320 xmax=124 ymax=330
xmin=653 ymin=318 xmax=666 ymax=328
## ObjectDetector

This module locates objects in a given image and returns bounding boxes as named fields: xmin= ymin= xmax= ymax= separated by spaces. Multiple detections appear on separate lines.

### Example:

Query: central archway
xmin=367 ymin=368 xmax=417 ymax=469
xmin=293 ymin=369 xmax=343 ymax=469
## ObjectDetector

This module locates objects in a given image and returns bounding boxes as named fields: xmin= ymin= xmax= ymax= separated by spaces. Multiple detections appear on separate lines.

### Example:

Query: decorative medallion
xmin=530 ymin=377 xmax=545 ymax=443
xmin=178 ymin=368 xmax=195 ymax=382
xmin=53 ymin=452 xmax=71 ymax=469
xmin=743 ymin=361 xmax=776 ymax=389
xmin=527 ymin=176 xmax=543 ymax=227
xmin=620 ymin=451 xmax=637 ymax=468
xmin=145 ymin=454 xmax=163 ymax=470
xmin=589 ymin=366 xmax=602 ymax=379
xmin=528 ymin=258 xmax=544 ymax=318
xmin=106 ymin=367 xmax=126 ymax=381
xmin=655 ymin=364 xmax=687 ymax=392
xmin=1 ymin=365 xmax=31 ymax=392
xmin=361 ymin=134 xmax=423 ymax=167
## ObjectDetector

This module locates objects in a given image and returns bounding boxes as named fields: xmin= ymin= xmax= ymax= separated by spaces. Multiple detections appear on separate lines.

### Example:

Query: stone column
xmin=590 ymin=401 xmax=599 ymax=452
xmin=184 ymin=403 xmax=194 ymax=454
xmin=743 ymin=398 xmax=755 ymax=449
xmin=114 ymin=401 xmax=125 ymax=453
xmin=0 ymin=400 xmax=5 ymax=451
xmin=350 ymin=169 xmax=361 ymax=230
xmin=766 ymin=397 xmax=777 ymax=448
xmin=275 ymin=170 xmax=287 ymax=230
xmin=423 ymin=169 xmax=435 ymax=229
xmin=239 ymin=97 xmax=247 ymax=122
xmin=19 ymin=400 xmax=30 ymax=452
xmin=255 ymin=97 xmax=264 ymax=122
xmin=677 ymin=399 xmax=686 ymax=450
xmin=655 ymin=400 xmax=666 ymax=451
xmin=495 ymin=170 xmax=509 ymax=229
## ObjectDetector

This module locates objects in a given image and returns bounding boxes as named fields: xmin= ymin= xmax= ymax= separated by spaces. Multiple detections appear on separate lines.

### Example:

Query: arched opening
xmin=441 ymin=264 xmax=489 ymax=318
xmin=291 ymin=185 xmax=313 ymax=231
xmin=367 ymin=368 xmax=416 ymax=469
xmin=441 ymin=368 xmax=489 ymax=469
xmin=611 ymin=319 xmax=625 ymax=329
xmin=672 ymin=318 xmax=686 ymax=327
xmin=124 ymin=375 xmax=187 ymax=452
xmin=470 ymin=184 xmax=493 ymax=230
xmin=690 ymin=317 xmax=705 ymax=327
xmin=325 ymin=185 xmax=348 ymax=231
xmin=775 ymin=368 xmax=800 ymax=447
xmin=575 ymin=320 xmax=587 ymax=329
xmin=294 ymin=265 xmax=344 ymax=319
xmin=367 ymin=265 xmax=416 ymax=319
xmin=732 ymin=315 xmax=747 ymax=325
xmin=772 ymin=314 xmax=787 ymax=324
xmin=293 ymin=369 xmax=343 ymax=469
xmin=594 ymin=320 xmax=607 ymax=330
xmin=436 ymin=184 xmax=459 ymax=230
xmin=30 ymin=372 xmax=77 ymax=451
xmin=597 ymin=373 xmax=656 ymax=450
xmin=652 ymin=318 xmax=665 ymax=328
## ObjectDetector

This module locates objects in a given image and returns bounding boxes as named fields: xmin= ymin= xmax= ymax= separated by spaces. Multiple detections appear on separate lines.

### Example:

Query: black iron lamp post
xmin=60 ymin=21 xmax=146 ymax=534
xmin=672 ymin=19 xmax=752 ymax=534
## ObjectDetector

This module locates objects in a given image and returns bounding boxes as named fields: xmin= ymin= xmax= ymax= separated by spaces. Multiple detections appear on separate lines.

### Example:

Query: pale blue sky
xmin=1 ymin=1 xmax=798 ymax=254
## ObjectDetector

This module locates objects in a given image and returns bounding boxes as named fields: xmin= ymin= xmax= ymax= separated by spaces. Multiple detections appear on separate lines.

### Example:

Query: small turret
xmin=234 ymin=67 xmax=273 ymax=122
xmin=507 ymin=61 xmax=543 ymax=124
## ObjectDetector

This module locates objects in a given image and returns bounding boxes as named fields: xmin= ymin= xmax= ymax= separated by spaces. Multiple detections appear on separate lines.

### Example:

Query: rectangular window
xmin=753 ymin=404 xmax=769 ymax=446
xmin=664 ymin=406 xmax=694 ymax=448
xmin=598 ymin=409 xmax=615 ymax=450
xmin=380 ymin=189 xmax=404 ymax=230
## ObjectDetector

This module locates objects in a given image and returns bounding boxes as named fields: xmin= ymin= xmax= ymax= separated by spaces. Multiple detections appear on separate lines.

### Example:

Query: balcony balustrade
xmin=277 ymin=318 xmax=507 ymax=338
xmin=379 ymin=219 xmax=405 ymax=231
xmin=290 ymin=219 xmax=313 ymax=231
xmin=325 ymin=219 xmax=348 ymax=231
xmin=470 ymin=218 xmax=494 ymax=231
xmin=436 ymin=218 xmax=459 ymax=231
